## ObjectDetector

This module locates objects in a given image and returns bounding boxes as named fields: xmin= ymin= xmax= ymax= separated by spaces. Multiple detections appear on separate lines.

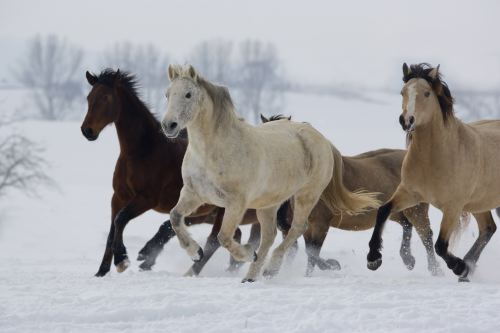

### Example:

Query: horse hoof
xmin=94 ymin=269 xmax=109 ymax=277
xmin=325 ymin=259 xmax=341 ymax=271
xmin=241 ymin=278 xmax=255 ymax=283
xmin=430 ymin=265 xmax=444 ymax=277
xmin=262 ymin=268 xmax=278 ymax=278
xmin=138 ymin=261 xmax=154 ymax=271
xmin=458 ymin=276 xmax=470 ymax=283
xmin=116 ymin=258 xmax=131 ymax=273
xmin=226 ymin=262 xmax=243 ymax=273
xmin=367 ymin=258 xmax=382 ymax=271
xmin=192 ymin=247 xmax=204 ymax=262
xmin=404 ymin=256 xmax=416 ymax=270
xmin=183 ymin=268 xmax=196 ymax=277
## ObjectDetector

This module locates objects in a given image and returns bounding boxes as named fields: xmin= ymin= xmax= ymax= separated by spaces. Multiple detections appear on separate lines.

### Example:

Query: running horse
xmin=367 ymin=63 xmax=498 ymax=281
xmin=81 ymin=69 xmax=284 ymax=277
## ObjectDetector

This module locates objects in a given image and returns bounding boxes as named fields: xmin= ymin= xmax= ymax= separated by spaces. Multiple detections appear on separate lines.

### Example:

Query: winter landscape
xmin=1 ymin=1 xmax=500 ymax=332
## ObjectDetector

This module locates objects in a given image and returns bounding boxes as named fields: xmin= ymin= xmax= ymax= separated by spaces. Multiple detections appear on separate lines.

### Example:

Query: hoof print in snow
xmin=241 ymin=278 xmax=255 ymax=283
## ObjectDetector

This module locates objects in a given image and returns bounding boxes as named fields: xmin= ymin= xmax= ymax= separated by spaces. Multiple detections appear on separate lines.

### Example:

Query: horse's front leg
xmin=217 ymin=204 xmax=254 ymax=263
xmin=170 ymin=187 xmax=204 ymax=261
xmin=367 ymin=185 xmax=419 ymax=271
xmin=95 ymin=193 xmax=122 ymax=277
xmin=434 ymin=209 xmax=467 ymax=280
xmin=112 ymin=196 xmax=151 ymax=273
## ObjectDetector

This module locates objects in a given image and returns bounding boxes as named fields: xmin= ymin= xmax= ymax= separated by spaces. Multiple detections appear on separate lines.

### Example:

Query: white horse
xmin=161 ymin=64 xmax=380 ymax=282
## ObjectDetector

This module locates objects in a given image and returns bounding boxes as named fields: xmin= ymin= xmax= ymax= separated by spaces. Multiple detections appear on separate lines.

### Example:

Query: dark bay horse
xmin=81 ymin=69 xmax=277 ymax=276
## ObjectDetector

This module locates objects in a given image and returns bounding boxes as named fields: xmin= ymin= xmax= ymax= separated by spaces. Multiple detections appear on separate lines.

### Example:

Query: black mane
xmin=403 ymin=63 xmax=454 ymax=122
xmin=268 ymin=114 xmax=291 ymax=121
xmin=96 ymin=68 xmax=140 ymax=96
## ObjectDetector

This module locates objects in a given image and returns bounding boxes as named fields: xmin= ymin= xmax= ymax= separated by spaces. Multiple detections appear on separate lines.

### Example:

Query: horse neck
xmin=186 ymin=96 xmax=242 ymax=156
xmin=407 ymin=106 xmax=460 ymax=161
xmin=114 ymin=88 xmax=162 ymax=156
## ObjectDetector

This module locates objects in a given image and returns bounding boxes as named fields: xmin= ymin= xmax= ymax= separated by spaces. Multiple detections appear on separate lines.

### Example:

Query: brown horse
xmin=367 ymin=63 xmax=498 ymax=282
xmin=259 ymin=116 xmax=441 ymax=276
xmin=81 ymin=69 xmax=281 ymax=277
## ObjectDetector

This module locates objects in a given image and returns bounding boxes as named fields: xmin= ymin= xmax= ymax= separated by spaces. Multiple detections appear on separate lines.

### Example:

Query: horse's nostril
xmin=82 ymin=127 xmax=93 ymax=137
xmin=409 ymin=116 xmax=415 ymax=125
xmin=399 ymin=115 xmax=405 ymax=126
xmin=168 ymin=122 xmax=178 ymax=131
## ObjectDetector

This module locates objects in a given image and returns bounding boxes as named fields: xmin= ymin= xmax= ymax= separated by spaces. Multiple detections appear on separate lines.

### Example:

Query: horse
xmin=81 ymin=69 xmax=278 ymax=277
xmin=160 ymin=64 xmax=380 ymax=282
xmin=259 ymin=116 xmax=441 ymax=276
xmin=367 ymin=63 xmax=498 ymax=282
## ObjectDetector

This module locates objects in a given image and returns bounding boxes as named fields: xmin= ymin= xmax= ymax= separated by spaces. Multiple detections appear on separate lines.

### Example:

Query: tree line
xmin=12 ymin=35 xmax=287 ymax=124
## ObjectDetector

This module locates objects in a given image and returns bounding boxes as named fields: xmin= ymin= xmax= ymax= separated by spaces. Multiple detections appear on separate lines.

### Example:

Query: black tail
xmin=276 ymin=200 xmax=292 ymax=232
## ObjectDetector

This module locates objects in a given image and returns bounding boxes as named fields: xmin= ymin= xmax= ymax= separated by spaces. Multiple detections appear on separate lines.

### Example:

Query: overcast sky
xmin=1 ymin=0 xmax=499 ymax=90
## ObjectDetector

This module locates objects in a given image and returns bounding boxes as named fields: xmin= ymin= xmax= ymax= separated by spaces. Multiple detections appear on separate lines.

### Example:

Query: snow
xmin=1 ymin=91 xmax=500 ymax=332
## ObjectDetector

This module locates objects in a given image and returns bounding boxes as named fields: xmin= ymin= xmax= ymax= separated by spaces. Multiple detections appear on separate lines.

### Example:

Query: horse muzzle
xmin=399 ymin=114 xmax=415 ymax=132
xmin=81 ymin=126 xmax=99 ymax=141
xmin=161 ymin=120 xmax=181 ymax=138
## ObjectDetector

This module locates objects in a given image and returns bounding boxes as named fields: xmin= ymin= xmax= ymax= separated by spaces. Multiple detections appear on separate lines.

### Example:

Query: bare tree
xmin=233 ymin=40 xmax=286 ymax=124
xmin=13 ymin=35 xmax=84 ymax=120
xmin=0 ymin=119 xmax=52 ymax=198
xmin=103 ymin=42 xmax=170 ymax=112
xmin=189 ymin=39 xmax=235 ymax=85
xmin=188 ymin=39 xmax=286 ymax=124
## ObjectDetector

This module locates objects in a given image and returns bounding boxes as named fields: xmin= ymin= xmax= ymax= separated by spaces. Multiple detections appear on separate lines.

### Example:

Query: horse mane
xmin=96 ymin=68 xmax=140 ymax=96
xmin=403 ymin=63 xmax=455 ymax=122
xmin=197 ymin=76 xmax=236 ymax=125
xmin=95 ymin=68 xmax=163 ymax=129
xmin=268 ymin=114 xmax=291 ymax=121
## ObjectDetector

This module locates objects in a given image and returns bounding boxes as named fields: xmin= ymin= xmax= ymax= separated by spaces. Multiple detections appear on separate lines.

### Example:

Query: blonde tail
xmin=320 ymin=145 xmax=381 ymax=215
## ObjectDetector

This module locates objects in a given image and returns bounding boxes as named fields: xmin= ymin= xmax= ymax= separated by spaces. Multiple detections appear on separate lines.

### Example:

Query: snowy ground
xmin=1 ymin=91 xmax=500 ymax=332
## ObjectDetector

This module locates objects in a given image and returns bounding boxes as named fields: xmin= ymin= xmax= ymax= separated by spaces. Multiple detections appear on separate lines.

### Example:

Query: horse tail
xmin=449 ymin=211 xmax=471 ymax=250
xmin=320 ymin=145 xmax=381 ymax=215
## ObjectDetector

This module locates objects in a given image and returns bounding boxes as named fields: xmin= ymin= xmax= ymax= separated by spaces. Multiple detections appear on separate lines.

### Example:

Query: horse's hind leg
xmin=397 ymin=215 xmax=416 ymax=270
xmin=462 ymin=211 xmax=497 ymax=281
xmin=304 ymin=216 xmax=337 ymax=276
xmin=137 ymin=220 xmax=176 ymax=271
xmin=263 ymin=193 xmax=318 ymax=278
xmin=242 ymin=206 xmax=279 ymax=282
xmin=404 ymin=204 xmax=442 ymax=276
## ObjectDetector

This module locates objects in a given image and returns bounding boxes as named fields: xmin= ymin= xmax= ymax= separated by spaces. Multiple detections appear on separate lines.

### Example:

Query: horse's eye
xmin=185 ymin=92 xmax=192 ymax=99
xmin=424 ymin=91 xmax=430 ymax=97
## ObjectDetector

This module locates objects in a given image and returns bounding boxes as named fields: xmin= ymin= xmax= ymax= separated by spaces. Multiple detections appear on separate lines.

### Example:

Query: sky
xmin=1 ymin=0 xmax=499 ymax=90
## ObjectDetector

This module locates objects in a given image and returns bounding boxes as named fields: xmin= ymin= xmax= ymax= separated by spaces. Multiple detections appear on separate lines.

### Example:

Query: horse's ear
xmin=187 ymin=65 xmax=198 ymax=81
xmin=429 ymin=64 xmax=440 ymax=81
xmin=260 ymin=114 xmax=268 ymax=123
xmin=86 ymin=71 xmax=97 ymax=86
xmin=168 ymin=64 xmax=179 ymax=81
xmin=402 ymin=63 xmax=411 ymax=81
